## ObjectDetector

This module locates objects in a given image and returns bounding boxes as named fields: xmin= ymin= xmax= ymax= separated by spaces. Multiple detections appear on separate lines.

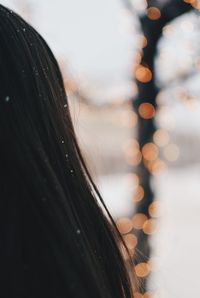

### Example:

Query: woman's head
xmin=0 ymin=5 xmax=134 ymax=297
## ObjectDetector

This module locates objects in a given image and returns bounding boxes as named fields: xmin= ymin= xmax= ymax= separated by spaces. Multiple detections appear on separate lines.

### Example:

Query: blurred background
xmin=2 ymin=0 xmax=200 ymax=297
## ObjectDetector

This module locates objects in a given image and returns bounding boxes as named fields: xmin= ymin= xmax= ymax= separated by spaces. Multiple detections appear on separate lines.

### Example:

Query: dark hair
xmin=0 ymin=4 xmax=135 ymax=297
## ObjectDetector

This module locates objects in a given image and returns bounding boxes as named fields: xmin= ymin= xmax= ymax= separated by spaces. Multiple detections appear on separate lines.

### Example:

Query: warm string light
xmin=148 ymin=201 xmax=161 ymax=218
xmin=122 ymin=133 xmax=178 ymax=172
xmin=153 ymin=129 xmax=170 ymax=147
xmin=133 ymin=185 xmax=144 ymax=203
xmin=138 ymin=103 xmax=156 ymax=119
xmin=135 ymin=65 xmax=152 ymax=83
xmin=121 ymin=104 xmax=180 ymax=176
xmin=123 ymin=233 xmax=138 ymax=250
xmin=142 ymin=143 xmax=158 ymax=161
xmin=142 ymin=36 xmax=148 ymax=48
xmin=132 ymin=213 xmax=148 ymax=230
xmin=147 ymin=7 xmax=161 ymax=21
xmin=135 ymin=262 xmax=151 ymax=278
xmin=116 ymin=205 xmax=161 ymax=236
xmin=123 ymin=138 xmax=142 ymax=166
xmin=143 ymin=219 xmax=157 ymax=235
xmin=116 ymin=217 xmax=133 ymax=234
xmin=123 ymin=135 xmax=173 ymax=174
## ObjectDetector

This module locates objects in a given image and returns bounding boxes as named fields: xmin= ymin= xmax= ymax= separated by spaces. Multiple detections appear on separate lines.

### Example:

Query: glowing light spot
xmin=143 ymin=219 xmax=157 ymax=235
xmin=125 ymin=151 xmax=142 ymax=166
xmin=132 ymin=213 xmax=148 ymax=230
xmin=138 ymin=103 xmax=155 ymax=119
xmin=142 ymin=143 xmax=158 ymax=161
xmin=134 ymin=52 xmax=142 ymax=65
xmin=153 ymin=129 xmax=170 ymax=147
xmin=163 ymin=144 xmax=180 ymax=162
xmin=123 ymin=234 xmax=137 ymax=250
xmin=123 ymin=139 xmax=139 ymax=152
xmin=116 ymin=217 xmax=133 ymax=234
xmin=138 ymin=35 xmax=148 ymax=48
xmin=135 ymin=262 xmax=150 ymax=278
xmin=135 ymin=66 xmax=152 ymax=83
xmin=147 ymin=7 xmax=161 ymax=20
xmin=133 ymin=185 xmax=144 ymax=203
xmin=151 ymin=159 xmax=168 ymax=175
xmin=123 ymin=139 xmax=142 ymax=166
xmin=147 ymin=257 xmax=158 ymax=272
xmin=148 ymin=201 xmax=160 ymax=218
xmin=142 ymin=36 xmax=148 ymax=48
xmin=5 ymin=96 xmax=10 ymax=102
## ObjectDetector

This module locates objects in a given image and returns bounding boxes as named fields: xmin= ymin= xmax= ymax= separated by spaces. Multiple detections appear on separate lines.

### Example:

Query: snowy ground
xmin=98 ymin=164 xmax=200 ymax=298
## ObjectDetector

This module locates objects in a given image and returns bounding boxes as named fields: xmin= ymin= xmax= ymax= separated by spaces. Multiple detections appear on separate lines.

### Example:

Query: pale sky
xmin=1 ymin=0 xmax=136 ymax=102
xmin=1 ymin=1 xmax=199 ymax=106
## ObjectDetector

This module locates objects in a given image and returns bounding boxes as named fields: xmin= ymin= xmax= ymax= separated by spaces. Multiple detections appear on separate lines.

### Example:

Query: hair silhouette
xmin=0 ymin=4 xmax=135 ymax=297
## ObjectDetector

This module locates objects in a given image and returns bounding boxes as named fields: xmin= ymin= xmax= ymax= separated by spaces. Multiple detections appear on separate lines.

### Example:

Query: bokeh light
xmin=153 ymin=129 xmax=170 ymax=147
xmin=116 ymin=217 xmax=133 ymax=234
xmin=123 ymin=233 xmax=138 ymax=250
xmin=135 ymin=262 xmax=151 ymax=278
xmin=147 ymin=7 xmax=161 ymax=21
xmin=138 ymin=103 xmax=156 ymax=119
xmin=132 ymin=213 xmax=148 ymax=230
xmin=135 ymin=66 xmax=152 ymax=83
xmin=133 ymin=185 xmax=145 ymax=203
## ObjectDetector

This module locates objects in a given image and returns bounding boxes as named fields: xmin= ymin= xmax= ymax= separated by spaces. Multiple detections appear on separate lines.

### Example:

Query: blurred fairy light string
xmin=117 ymin=0 xmax=200 ymax=296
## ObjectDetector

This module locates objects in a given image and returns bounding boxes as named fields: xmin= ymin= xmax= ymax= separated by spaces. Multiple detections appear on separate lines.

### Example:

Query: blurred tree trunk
xmin=122 ymin=0 xmax=193 ymax=293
